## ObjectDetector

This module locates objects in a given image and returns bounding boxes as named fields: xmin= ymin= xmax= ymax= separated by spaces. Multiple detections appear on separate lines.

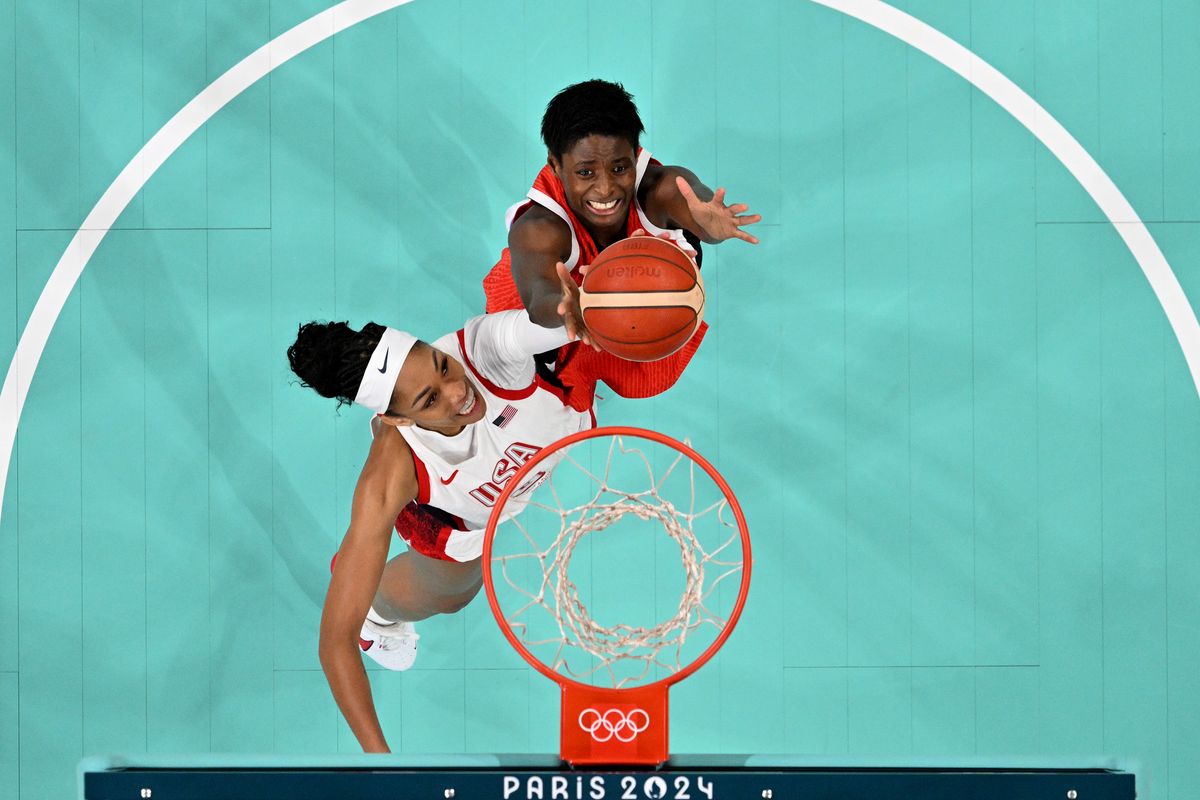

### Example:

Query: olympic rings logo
xmin=578 ymin=707 xmax=650 ymax=743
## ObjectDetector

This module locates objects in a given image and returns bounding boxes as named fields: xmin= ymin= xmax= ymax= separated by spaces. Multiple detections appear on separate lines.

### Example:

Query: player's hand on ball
xmin=676 ymin=176 xmax=761 ymax=245
xmin=630 ymin=229 xmax=699 ymax=264
xmin=556 ymin=261 xmax=599 ymax=350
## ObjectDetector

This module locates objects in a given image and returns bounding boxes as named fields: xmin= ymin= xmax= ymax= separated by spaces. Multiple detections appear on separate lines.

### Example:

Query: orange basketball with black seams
xmin=579 ymin=237 xmax=705 ymax=362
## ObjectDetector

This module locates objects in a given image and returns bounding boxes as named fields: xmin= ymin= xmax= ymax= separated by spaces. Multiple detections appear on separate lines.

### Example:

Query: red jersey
xmin=482 ymin=149 xmax=708 ymax=410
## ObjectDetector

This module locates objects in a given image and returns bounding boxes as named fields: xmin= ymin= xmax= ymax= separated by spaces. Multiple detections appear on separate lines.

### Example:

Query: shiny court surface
xmin=80 ymin=755 xmax=1137 ymax=800
xmin=3 ymin=1 xmax=1199 ymax=799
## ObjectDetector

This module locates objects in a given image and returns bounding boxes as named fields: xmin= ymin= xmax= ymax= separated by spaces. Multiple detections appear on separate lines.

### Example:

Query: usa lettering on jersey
xmin=469 ymin=442 xmax=542 ymax=507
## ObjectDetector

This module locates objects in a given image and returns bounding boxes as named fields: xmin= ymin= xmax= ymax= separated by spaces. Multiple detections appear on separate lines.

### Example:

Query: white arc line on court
xmin=0 ymin=0 xmax=412 ymax=521
xmin=1 ymin=0 xmax=1198 ymax=526
xmin=810 ymin=0 xmax=1200 ymax=386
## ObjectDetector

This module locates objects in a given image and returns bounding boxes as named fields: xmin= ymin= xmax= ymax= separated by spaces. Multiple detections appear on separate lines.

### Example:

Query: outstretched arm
xmin=645 ymin=165 xmax=761 ymax=246
xmin=319 ymin=432 xmax=416 ymax=753
xmin=507 ymin=208 xmax=596 ymax=348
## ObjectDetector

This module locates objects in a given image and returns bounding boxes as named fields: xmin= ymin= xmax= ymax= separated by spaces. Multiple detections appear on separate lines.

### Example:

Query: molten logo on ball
xmin=606 ymin=265 xmax=662 ymax=279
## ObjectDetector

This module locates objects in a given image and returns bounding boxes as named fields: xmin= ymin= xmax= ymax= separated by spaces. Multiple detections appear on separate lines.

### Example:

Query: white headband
xmin=354 ymin=327 xmax=418 ymax=414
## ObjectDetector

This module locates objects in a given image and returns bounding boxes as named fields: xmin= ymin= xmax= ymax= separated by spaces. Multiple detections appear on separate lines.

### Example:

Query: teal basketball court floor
xmin=1 ymin=1 xmax=1199 ymax=798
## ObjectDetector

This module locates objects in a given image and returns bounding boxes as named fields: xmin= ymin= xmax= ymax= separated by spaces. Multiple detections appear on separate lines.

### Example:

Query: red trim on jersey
xmin=434 ymin=525 xmax=455 ymax=557
xmin=409 ymin=449 xmax=431 ymax=505
xmin=534 ymin=373 xmax=575 ymax=408
xmin=456 ymin=328 xmax=538 ymax=400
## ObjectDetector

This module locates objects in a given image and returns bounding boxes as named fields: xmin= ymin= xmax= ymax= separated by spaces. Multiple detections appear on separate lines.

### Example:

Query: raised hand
xmin=676 ymin=175 xmax=761 ymax=245
xmin=556 ymin=261 xmax=599 ymax=350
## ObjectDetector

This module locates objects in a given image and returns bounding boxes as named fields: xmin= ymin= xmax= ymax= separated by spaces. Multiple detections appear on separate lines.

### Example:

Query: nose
xmin=595 ymin=170 xmax=614 ymax=197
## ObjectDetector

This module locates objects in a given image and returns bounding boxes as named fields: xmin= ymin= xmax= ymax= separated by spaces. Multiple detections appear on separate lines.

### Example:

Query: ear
xmin=547 ymin=151 xmax=561 ymax=174
xmin=375 ymin=413 xmax=413 ymax=430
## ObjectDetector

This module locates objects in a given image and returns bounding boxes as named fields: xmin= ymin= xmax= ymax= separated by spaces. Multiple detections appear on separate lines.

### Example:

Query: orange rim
xmin=482 ymin=425 xmax=752 ymax=692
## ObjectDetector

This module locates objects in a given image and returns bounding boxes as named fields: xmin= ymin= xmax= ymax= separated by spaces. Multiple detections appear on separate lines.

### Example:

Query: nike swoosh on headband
xmin=355 ymin=327 xmax=417 ymax=414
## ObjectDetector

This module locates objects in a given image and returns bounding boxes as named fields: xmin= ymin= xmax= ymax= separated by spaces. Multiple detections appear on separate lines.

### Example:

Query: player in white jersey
xmin=287 ymin=263 xmax=597 ymax=753
xmin=392 ymin=309 xmax=596 ymax=559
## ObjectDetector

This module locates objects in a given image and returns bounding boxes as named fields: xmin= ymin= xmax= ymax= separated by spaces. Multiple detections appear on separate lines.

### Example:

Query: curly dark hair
xmin=287 ymin=320 xmax=389 ymax=411
xmin=541 ymin=79 xmax=644 ymax=161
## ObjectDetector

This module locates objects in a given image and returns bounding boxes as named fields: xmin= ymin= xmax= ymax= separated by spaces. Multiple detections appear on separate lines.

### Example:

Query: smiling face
xmin=379 ymin=342 xmax=487 ymax=435
xmin=549 ymin=134 xmax=637 ymax=245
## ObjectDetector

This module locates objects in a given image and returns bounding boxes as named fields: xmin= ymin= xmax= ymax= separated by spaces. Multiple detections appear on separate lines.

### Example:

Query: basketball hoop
xmin=483 ymin=426 xmax=751 ymax=766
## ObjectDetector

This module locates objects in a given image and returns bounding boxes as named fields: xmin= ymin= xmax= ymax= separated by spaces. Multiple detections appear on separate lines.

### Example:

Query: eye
xmin=613 ymin=164 xmax=628 ymax=174
xmin=441 ymin=357 xmax=448 ymax=376
xmin=425 ymin=392 xmax=436 ymax=409
xmin=576 ymin=169 xmax=593 ymax=178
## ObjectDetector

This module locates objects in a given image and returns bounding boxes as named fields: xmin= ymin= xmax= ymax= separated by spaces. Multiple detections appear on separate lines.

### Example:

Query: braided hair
xmin=287 ymin=321 xmax=389 ymax=412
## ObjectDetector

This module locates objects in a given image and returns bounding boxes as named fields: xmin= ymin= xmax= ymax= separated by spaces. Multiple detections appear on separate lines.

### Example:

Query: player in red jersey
xmin=482 ymin=80 xmax=760 ymax=410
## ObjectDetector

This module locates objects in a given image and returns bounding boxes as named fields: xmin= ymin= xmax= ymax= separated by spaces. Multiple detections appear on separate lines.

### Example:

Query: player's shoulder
xmin=455 ymin=314 xmax=501 ymax=377
xmin=508 ymin=203 xmax=571 ymax=254
xmin=642 ymin=162 xmax=694 ymax=195
xmin=357 ymin=422 xmax=419 ymax=509
xmin=456 ymin=314 xmax=486 ymax=351
xmin=458 ymin=311 xmax=519 ymax=366
xmin=638 ymin=163 xmax=688 ymax=227
xmin=642 ymin=160 xmax=668 ymax=185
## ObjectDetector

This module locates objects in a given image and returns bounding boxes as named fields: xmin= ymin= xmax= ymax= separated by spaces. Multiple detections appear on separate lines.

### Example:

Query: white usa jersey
xmin=397 ymin=313 xmax=595 ymax=561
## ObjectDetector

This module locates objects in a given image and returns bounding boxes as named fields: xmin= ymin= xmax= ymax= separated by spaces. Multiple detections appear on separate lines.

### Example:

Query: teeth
xmin=459 ymin=387 xmax=474 ymax=415
xmin=588 ymin=199 xmax=618 ymax=210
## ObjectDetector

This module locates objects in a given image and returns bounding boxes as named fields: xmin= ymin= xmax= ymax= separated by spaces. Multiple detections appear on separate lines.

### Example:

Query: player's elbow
xmin=318 ymin=620 xmax=358 ymax=669
xmin=317 ymin=630 xmax=337 ymax=668
xmin=524 ymin=289 xmax=563 ymax=328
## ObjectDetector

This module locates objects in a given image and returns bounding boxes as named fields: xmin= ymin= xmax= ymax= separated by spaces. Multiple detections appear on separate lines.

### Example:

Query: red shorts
xmin=393 ymin=503 xmax=466 ymax=562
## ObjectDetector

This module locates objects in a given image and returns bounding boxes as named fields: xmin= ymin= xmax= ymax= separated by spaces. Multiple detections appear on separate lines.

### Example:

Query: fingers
xmin=633 ymin=229 xmax=672 ymax=241
xmin=560 ymin=307 xmax=584 ymax=343
xmin=729 ymin=210 xmax=762 ymax=245
xmin=555 ymin=262 xmax=577 ymax=340
xmin=556 ymin=261 xmax=579 ymax=299
xmin=556 ymin=261 xmax=597 ymax=346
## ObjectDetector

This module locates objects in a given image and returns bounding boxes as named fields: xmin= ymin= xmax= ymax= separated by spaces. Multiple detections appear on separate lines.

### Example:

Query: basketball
xmin=578 ymin=236 xmax=705 ymax=362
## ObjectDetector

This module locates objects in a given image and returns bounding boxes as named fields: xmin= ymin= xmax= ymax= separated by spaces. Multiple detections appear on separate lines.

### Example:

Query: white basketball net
xmin=492 ymin=434 xmax=745 ymax=688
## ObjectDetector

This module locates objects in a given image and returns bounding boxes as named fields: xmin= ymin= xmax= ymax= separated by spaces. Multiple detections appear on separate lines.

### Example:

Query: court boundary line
xmin=0 ymin=0 xmax=413 ymax=519
xmin=1 ymin=0 xmax=1197 ymax=523
xmin=813 ymin=0 xmax=1199 ymax=382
